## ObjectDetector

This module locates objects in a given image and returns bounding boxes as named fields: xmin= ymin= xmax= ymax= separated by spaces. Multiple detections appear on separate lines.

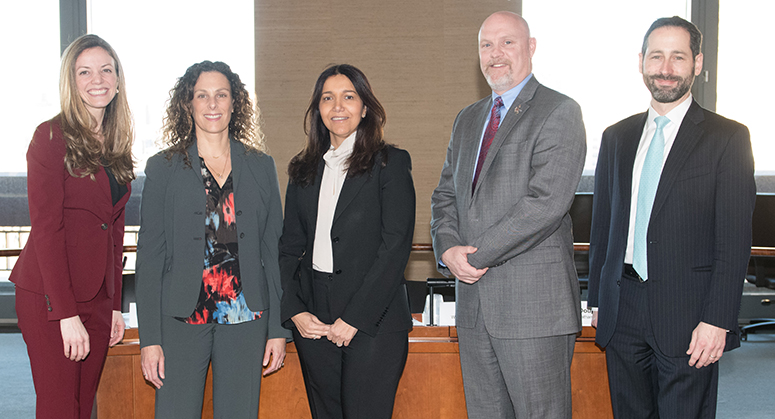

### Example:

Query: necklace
xmin=203 ymin=148 xmax=231 ymax=181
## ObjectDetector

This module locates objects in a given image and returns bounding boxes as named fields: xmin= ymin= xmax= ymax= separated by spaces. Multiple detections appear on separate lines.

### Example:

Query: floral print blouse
xmin=182 ymin=157 xmax=261 ymax=324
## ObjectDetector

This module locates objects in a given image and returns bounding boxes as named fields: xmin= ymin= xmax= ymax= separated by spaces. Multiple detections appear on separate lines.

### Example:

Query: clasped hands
xmin=441 ymin=246 xmax=488 ymax=284
xmin=292 ymin=312 xmax=357 ymax=347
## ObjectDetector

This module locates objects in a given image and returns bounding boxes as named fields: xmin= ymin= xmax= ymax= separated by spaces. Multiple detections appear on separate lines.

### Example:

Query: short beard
xmin=645 ymin=74 xmax=694 ymax=103
xmin=484 ymin=66 xmax=513 ymax=93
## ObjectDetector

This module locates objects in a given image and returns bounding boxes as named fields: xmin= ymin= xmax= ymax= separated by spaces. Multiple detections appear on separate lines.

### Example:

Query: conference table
xmin=95 ymin=324 xmax=612 ymax=418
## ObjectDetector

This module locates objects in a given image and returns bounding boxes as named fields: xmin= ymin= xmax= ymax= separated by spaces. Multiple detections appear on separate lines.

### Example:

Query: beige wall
xmin=255 ymin=0 xmax=521 ymax=281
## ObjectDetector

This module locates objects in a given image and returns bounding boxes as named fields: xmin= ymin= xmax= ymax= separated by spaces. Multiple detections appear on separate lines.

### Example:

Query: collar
xmin=493 ymin=73 xmax=533 ymax=112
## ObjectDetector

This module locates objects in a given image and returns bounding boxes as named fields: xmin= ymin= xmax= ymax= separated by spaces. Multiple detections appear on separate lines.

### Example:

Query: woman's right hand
xmin=291 ymin=312 xmax=331 ymax=340
xmin=59 ymin=315 xmax=90 ymax=361
xmin=140 ymin=345 xmax=165 ymax=389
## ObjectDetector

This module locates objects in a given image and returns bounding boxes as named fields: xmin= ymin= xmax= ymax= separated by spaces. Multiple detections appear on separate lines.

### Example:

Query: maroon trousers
xmin=16 ymin=284 xmax=113 ymax=419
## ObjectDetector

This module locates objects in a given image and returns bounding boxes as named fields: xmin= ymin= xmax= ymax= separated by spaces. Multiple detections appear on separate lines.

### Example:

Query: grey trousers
xmin=457 ymin=310 xmax=576 ymax=419
xmin=154 ymin=314 xmax=268 ymax=419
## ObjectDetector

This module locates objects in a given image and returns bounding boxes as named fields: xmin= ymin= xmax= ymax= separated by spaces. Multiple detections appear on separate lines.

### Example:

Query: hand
xmin=291 ymin=312 xmax=331 ymax=340
xmin=441 ymin=246 xmax=488 ymax=284
xmin=262 ymin=338 xmax=287 ymax=376
xmin=140 ymin=345 xmax=165 ymax=389
xmin=109 ymin=310 xmax=125 ymax=347
xmin=60 ymin=315 xmax=90 ymax=361
xmin=327 ymin=318 xmax=358 ymax=347
xmin=591 ymin=310 xmax=598 ymax=328
xmin=687 ymin=321 xmax=727 ymax=368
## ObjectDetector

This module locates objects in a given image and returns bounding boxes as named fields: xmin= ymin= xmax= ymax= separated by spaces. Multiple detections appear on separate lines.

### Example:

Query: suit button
xmin=236 ymin=210 xmax=242 ymax=216
xmin=333 ymin=237 xmax=339 ymax=243
xmin=240 ymin=233 xmax=245 ymax=238
xmin=101 ymin=223 xmax=108 ymax=230
xmin=335 ymin=269 xmax=342 ymax=274
xmin=47 ymin=307 xmax=52 ymax=312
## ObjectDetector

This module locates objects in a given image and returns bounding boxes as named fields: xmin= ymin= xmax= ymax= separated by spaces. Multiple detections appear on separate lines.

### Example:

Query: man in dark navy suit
xmin=588 ymin=16 xmax=755 ymax=418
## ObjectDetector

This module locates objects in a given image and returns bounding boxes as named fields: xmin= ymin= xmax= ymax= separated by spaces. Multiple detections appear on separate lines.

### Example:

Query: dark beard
xmin=645 ymin=74 xmax=694 ymax=103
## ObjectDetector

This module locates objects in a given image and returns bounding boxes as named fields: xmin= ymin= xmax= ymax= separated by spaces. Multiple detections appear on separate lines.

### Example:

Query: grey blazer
xmin=431 ymin=76 xmax=586 ymax=339
xmin=136 ymin=140 xmax=290 ymax=347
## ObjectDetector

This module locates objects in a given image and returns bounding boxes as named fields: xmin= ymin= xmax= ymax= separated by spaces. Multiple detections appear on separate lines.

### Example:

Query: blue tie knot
xmin=654 ymin=115 xmax=670 ymax=130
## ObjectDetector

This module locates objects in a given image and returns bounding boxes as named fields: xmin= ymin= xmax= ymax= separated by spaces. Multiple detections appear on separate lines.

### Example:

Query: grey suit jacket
xmin=136 ymin=140 xmax=290 ymax=347
xmin=431 ymin=76 xmax=586 ymax=339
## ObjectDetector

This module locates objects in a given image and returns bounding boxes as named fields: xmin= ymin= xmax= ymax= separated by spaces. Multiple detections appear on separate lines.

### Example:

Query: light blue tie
xmin=632 ymin=115 xmax=670 ymax=280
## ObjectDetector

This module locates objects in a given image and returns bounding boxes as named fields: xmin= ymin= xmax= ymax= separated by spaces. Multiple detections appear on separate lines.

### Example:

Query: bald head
xmin=479 ymin=11 xmax=531 ymax=39
xmin=478 ymin=11 xmax=536 ymax=94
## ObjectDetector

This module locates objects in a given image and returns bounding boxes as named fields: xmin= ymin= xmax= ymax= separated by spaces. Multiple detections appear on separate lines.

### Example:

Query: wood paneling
xmin=96 ymin=327 xmax=612 ymax=418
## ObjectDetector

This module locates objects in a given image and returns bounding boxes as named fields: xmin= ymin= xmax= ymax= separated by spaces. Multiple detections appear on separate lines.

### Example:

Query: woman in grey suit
xmin=135 ymin=61 xmax=289 ymax=418
xmin=280 ymin=64 xmax=415 ymax=419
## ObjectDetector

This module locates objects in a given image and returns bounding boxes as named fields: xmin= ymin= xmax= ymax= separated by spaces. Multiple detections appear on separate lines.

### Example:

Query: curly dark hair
xmin=161 ymin=60 xmax=265 ymax=165
xmin=288 ymin=64 xmax=388 ymax=186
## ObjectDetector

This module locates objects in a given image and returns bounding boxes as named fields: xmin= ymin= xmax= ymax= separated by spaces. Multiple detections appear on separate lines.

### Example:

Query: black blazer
xmin=588 ymin=100 xmax=756 ymax=356
xmin=279 ymin=146 xmax=415 ymax=337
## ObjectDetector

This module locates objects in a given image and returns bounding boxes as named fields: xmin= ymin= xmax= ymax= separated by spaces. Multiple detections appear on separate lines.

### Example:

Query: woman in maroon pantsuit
xmin=10 ymin=34 xmax=134 ymax=419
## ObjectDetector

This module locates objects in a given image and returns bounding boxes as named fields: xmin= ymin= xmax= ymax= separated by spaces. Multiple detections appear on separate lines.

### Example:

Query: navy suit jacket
xmin=588 ymin=100 xmax=755 ymax=356
xmin=279 ymin=146 xmax=415 ymax=337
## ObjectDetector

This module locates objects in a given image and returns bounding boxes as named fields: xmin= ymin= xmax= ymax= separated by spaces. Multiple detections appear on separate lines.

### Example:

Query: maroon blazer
xmin=10 ymin=117 xmax=130 ymax=321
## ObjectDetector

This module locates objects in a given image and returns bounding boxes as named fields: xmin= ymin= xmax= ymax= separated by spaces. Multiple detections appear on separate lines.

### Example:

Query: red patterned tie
xmin=472 ymin=96 xmax=504 ymax=193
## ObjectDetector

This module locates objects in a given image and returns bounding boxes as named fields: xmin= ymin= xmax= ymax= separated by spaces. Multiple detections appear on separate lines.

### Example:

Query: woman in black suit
xmin=279 ymin=64 xmax=415 ymax=419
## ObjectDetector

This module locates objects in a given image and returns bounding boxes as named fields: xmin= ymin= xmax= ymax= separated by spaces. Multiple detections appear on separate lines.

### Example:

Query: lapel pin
xmin=514 ymin=105 xmax=522 ymax=115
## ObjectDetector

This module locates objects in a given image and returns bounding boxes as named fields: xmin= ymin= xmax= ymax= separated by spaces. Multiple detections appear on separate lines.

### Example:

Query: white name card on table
xmin=122 ymin=302 xmax=138 ymax=329
xmin=422 ymin=294 xmax=456 ymax=326
xmin=581 ymin=300 xmax=593 ymax=327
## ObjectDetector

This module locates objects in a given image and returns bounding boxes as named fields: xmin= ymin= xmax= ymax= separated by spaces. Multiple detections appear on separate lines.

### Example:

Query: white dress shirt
xmin=624 ymin=96 xmax=693 ymax=264
xmin=312 ymin=132 xmax=356 ymax=273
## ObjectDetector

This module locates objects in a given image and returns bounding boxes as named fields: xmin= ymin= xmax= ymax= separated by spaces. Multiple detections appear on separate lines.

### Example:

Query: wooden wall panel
xmin=255 ymin=0 xmax=521 ymax=282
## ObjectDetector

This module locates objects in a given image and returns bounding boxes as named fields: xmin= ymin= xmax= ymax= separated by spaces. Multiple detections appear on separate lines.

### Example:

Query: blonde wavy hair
xmin=161 ymin=60 xmax=266 ymax=167
xmin=59 ymin=34 xmax=135 ymax=184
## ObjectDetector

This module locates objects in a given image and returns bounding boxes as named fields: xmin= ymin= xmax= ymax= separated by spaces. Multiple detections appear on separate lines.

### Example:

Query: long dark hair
xmin=288 ymin=64 xmax=388 ymax=186
xmin=161 ymin=61 xmax=265 ymax=166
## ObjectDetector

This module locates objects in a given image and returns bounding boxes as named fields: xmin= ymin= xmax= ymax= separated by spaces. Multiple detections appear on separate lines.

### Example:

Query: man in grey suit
xmin=430 ymin=11 xmax=586 ymax=418
xmin=589 ymin=17 xmax=755 ymax=418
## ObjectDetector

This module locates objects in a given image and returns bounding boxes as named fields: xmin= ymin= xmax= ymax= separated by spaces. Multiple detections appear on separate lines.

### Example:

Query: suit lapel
xmin=229 ymin=139 xmax=243 ymax=193
xmin=470 ymin=77 xmax=537 ymax=200
xmin=307 ymin=160 xmax=325 ymax=227
xmin=186 ymin=141 xmax=205 ymax=188
xmin=618 ymin=113 xmax=648 ymax=206
xmin=95 ymin=166 xmax=112 ymax=204
xmin=333 ymin=167 xmax=369 ymax=224
xmin=651 ymin=101 xmax=705 ymax=218
xmin=463 ymin=99 xmax=490 ymax=202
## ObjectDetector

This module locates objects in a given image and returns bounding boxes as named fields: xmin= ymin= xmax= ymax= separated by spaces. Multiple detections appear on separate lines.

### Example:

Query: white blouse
xmin=312 ymin=132 xmax=356 ymax=273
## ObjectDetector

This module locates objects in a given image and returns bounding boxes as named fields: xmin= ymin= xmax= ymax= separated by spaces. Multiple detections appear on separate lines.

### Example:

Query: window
xmin=88 ymin=0 xmax=256 ymax=172
xmin=1 ymin=1 xmax=60 ymax=174
xmin=523 ymin=0 xmax=691 ymax=173
xmin=717 ymin=0 xmax=775 ymax=173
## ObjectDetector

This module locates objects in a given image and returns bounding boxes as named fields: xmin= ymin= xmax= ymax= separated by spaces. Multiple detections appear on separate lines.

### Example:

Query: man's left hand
xmin=686 ymin=321 xmax=726 ymax=368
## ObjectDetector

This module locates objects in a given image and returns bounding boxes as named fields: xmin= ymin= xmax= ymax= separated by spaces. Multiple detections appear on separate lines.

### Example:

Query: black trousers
xmin=293 ymin=270 xmax=409 ymax=419
xmin=605 ymin=270 xmax=719 ymax=419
